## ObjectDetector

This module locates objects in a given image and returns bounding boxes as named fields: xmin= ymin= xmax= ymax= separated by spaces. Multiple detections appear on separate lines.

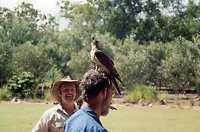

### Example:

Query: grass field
xmin=0 ymin=104 xmax=200 ymax=132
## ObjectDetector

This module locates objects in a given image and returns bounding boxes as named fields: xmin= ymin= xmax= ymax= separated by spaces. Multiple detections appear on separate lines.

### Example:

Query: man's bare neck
xmin=61 ymin=101 xmax=74 ymax=116
xmin=83 ymin=101 xmax=101 ymax=118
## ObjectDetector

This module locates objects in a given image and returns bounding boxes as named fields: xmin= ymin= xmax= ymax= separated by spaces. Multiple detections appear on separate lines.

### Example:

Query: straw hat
xmin=52 ymin=76 xmax=81 ymax=102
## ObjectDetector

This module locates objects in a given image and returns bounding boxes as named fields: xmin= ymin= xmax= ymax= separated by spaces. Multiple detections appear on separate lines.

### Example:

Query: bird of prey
xmin=90 ymin=37 xmax=122 ymax=95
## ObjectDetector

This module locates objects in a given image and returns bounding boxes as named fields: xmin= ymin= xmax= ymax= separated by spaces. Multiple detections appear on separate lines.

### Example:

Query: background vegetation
xmin=0 ymin=0 xmax=200 ymax=100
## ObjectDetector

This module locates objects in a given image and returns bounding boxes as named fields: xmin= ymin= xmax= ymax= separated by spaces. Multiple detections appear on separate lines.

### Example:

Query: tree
xmin=87 ymin=0 xmax=143 ymax=41
xmin=145 ymin=42 xmax=167 ymax=86
xmin=68 ymin=49 xmax=93 ymax=80
xmin=60 ymin=0 xmax=100 ymax=37
xmin=12 ymin=42 xmax=52 ymax=83
xmin=0 ymin=7 xmax=15 ymax=43
xmin=0 ymin=2 xmax=58 ymax=46
xmin=159 ymin=38 xmax=200 ymax=90
xmin=62 ymin=0 xmax=200 ymax=43
xmin=0 ymin=42 xmax=13 ymax=86
xmin=160 ymin=0 xmax=200 ymax=42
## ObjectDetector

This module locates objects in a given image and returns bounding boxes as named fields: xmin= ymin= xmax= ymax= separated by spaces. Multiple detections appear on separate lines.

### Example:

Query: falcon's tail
xmin=110 ymin=75 xmax=121 ymax=95
xmin=115 ymin=74 xmax=123 ymax=83
xmin=111 ymin=68 xmax=123 ymax=83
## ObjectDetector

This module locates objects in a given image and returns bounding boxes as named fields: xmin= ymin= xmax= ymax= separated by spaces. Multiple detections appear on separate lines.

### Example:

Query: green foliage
xmin=115 ymin=49 xmax=150 ymax=87
xmin=125 ymin=89 xmax=142 ymax=103
xmin=0 ymin=42 xmax=13 ymax=85
xmin=44 ymin=42 xmax=69 ymax=76
xmin=44 ymin=66 xmax=63 ymax=83
xmin=61 ymin=0 xmax=200 ymax=43
xmin=8 ymin=72 xmax=35 ymax=98
xmin=159 ymin=92 xmax=169 ymax=101
xmin=68 ymin=49 xmax=93 ymax=80
xmin=167 ymin=1 xmax=200 ymax=42
xmin=0 ymin=2 xmax=58 ymax=46
xmin=43 ymin=90 xmax=54 ymax=102
xmin=88 ymin=0 xmax=143 ymax=40
xmin=114 ymin=38 xmax=151 ymax=87
xmin=159 ymin=38 xmax=200 ymax=90
xmin=0 ymin=85 xmax=10 ymax=101
xmin=12 ymin=42 xmax=52 ymax=82
xmin=60 ymin=1 xmax=100 ymax=36
xmin=146 ymin=42 xmax=167 ymax=86
xmin=125 ymin=85 xmax=157 ymax=103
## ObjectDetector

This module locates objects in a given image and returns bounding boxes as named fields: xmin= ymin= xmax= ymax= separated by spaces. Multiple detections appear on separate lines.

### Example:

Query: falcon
xmin=90 ymin=37 xmax=122 ymax=95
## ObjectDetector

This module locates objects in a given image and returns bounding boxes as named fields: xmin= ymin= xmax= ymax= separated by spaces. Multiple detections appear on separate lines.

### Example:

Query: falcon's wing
xmin=95 ymin=50 xmax=122 ymax=83
xmin=94 ymin=50 xmax=114 ymax=69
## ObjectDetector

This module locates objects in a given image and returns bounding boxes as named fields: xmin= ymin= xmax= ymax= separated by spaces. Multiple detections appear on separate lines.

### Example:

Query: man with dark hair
xmin=64 ymin=69 xmax=113 ymax=132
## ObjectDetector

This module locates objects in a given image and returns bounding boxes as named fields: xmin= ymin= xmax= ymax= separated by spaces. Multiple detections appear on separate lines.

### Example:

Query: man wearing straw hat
xmin=32 ymin=76 xmax=81 ymax=132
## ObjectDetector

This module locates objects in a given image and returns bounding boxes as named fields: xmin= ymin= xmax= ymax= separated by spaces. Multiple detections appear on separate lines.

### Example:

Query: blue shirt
xmin=64 ymin=105 xmax=107 ymax=132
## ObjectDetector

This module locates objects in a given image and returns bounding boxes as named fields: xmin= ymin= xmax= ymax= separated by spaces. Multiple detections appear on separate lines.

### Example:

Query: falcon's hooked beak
xmin=92 ymin=37 xmax=97 ymax=44
xmin=91 ymin=37 xmax=100 ymax=50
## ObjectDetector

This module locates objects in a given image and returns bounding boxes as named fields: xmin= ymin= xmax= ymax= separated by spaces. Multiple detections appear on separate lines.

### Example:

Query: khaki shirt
xmin=32 ymin=104 xmax=78 ymax=132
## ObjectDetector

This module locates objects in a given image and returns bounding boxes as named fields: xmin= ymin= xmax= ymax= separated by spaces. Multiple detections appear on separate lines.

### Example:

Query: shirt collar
xmin=56 ymin=104 xmax=78 ymax=116
xmin=80 ymin=105 xmax=103 ymax=127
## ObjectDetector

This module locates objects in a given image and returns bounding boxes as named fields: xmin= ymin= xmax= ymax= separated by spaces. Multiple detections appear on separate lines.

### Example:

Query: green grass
xmin=0 ymin=104 xmax=54 ymax=132
xmin=101 ymin=106 xmax=200 ymax=132
xmin=0 ymin=104 xmax=200 ymax=132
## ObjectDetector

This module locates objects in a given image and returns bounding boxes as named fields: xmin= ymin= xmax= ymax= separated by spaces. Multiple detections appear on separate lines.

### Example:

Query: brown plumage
xmin=90 ymin=37 xmax=122 ymax=95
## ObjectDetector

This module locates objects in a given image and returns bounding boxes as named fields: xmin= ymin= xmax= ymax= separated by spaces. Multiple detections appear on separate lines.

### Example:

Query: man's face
xmin=101 ymin=86 xmax=113 ymax=116
xmin=59 ymin=82 xmax=76 ymax=103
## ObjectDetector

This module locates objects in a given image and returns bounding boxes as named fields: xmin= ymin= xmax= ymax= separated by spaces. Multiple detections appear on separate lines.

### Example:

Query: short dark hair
xmin=79 ymin=69 xmax=111 ymax=102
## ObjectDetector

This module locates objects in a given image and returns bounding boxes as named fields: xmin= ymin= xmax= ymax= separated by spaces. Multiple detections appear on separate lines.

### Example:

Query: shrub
xmin=0 ymin=85 xmax=10 ymax=101
xmin=159 ymin=92 xmax=169 ymax=101
xmin=143 ymin=86 xmax=157 ymax=101
xmin=43 ymin=90 xmax=54 ymax=102
xmin=125 ymin=89 xmax=143 ymax=103
xmin=35 ymin=91 xmax=45 ymax=99
xmin=8 ymin=72 xmax=35 ymax=98
xmin=124 ymin=85 xmax=157 ymax=103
